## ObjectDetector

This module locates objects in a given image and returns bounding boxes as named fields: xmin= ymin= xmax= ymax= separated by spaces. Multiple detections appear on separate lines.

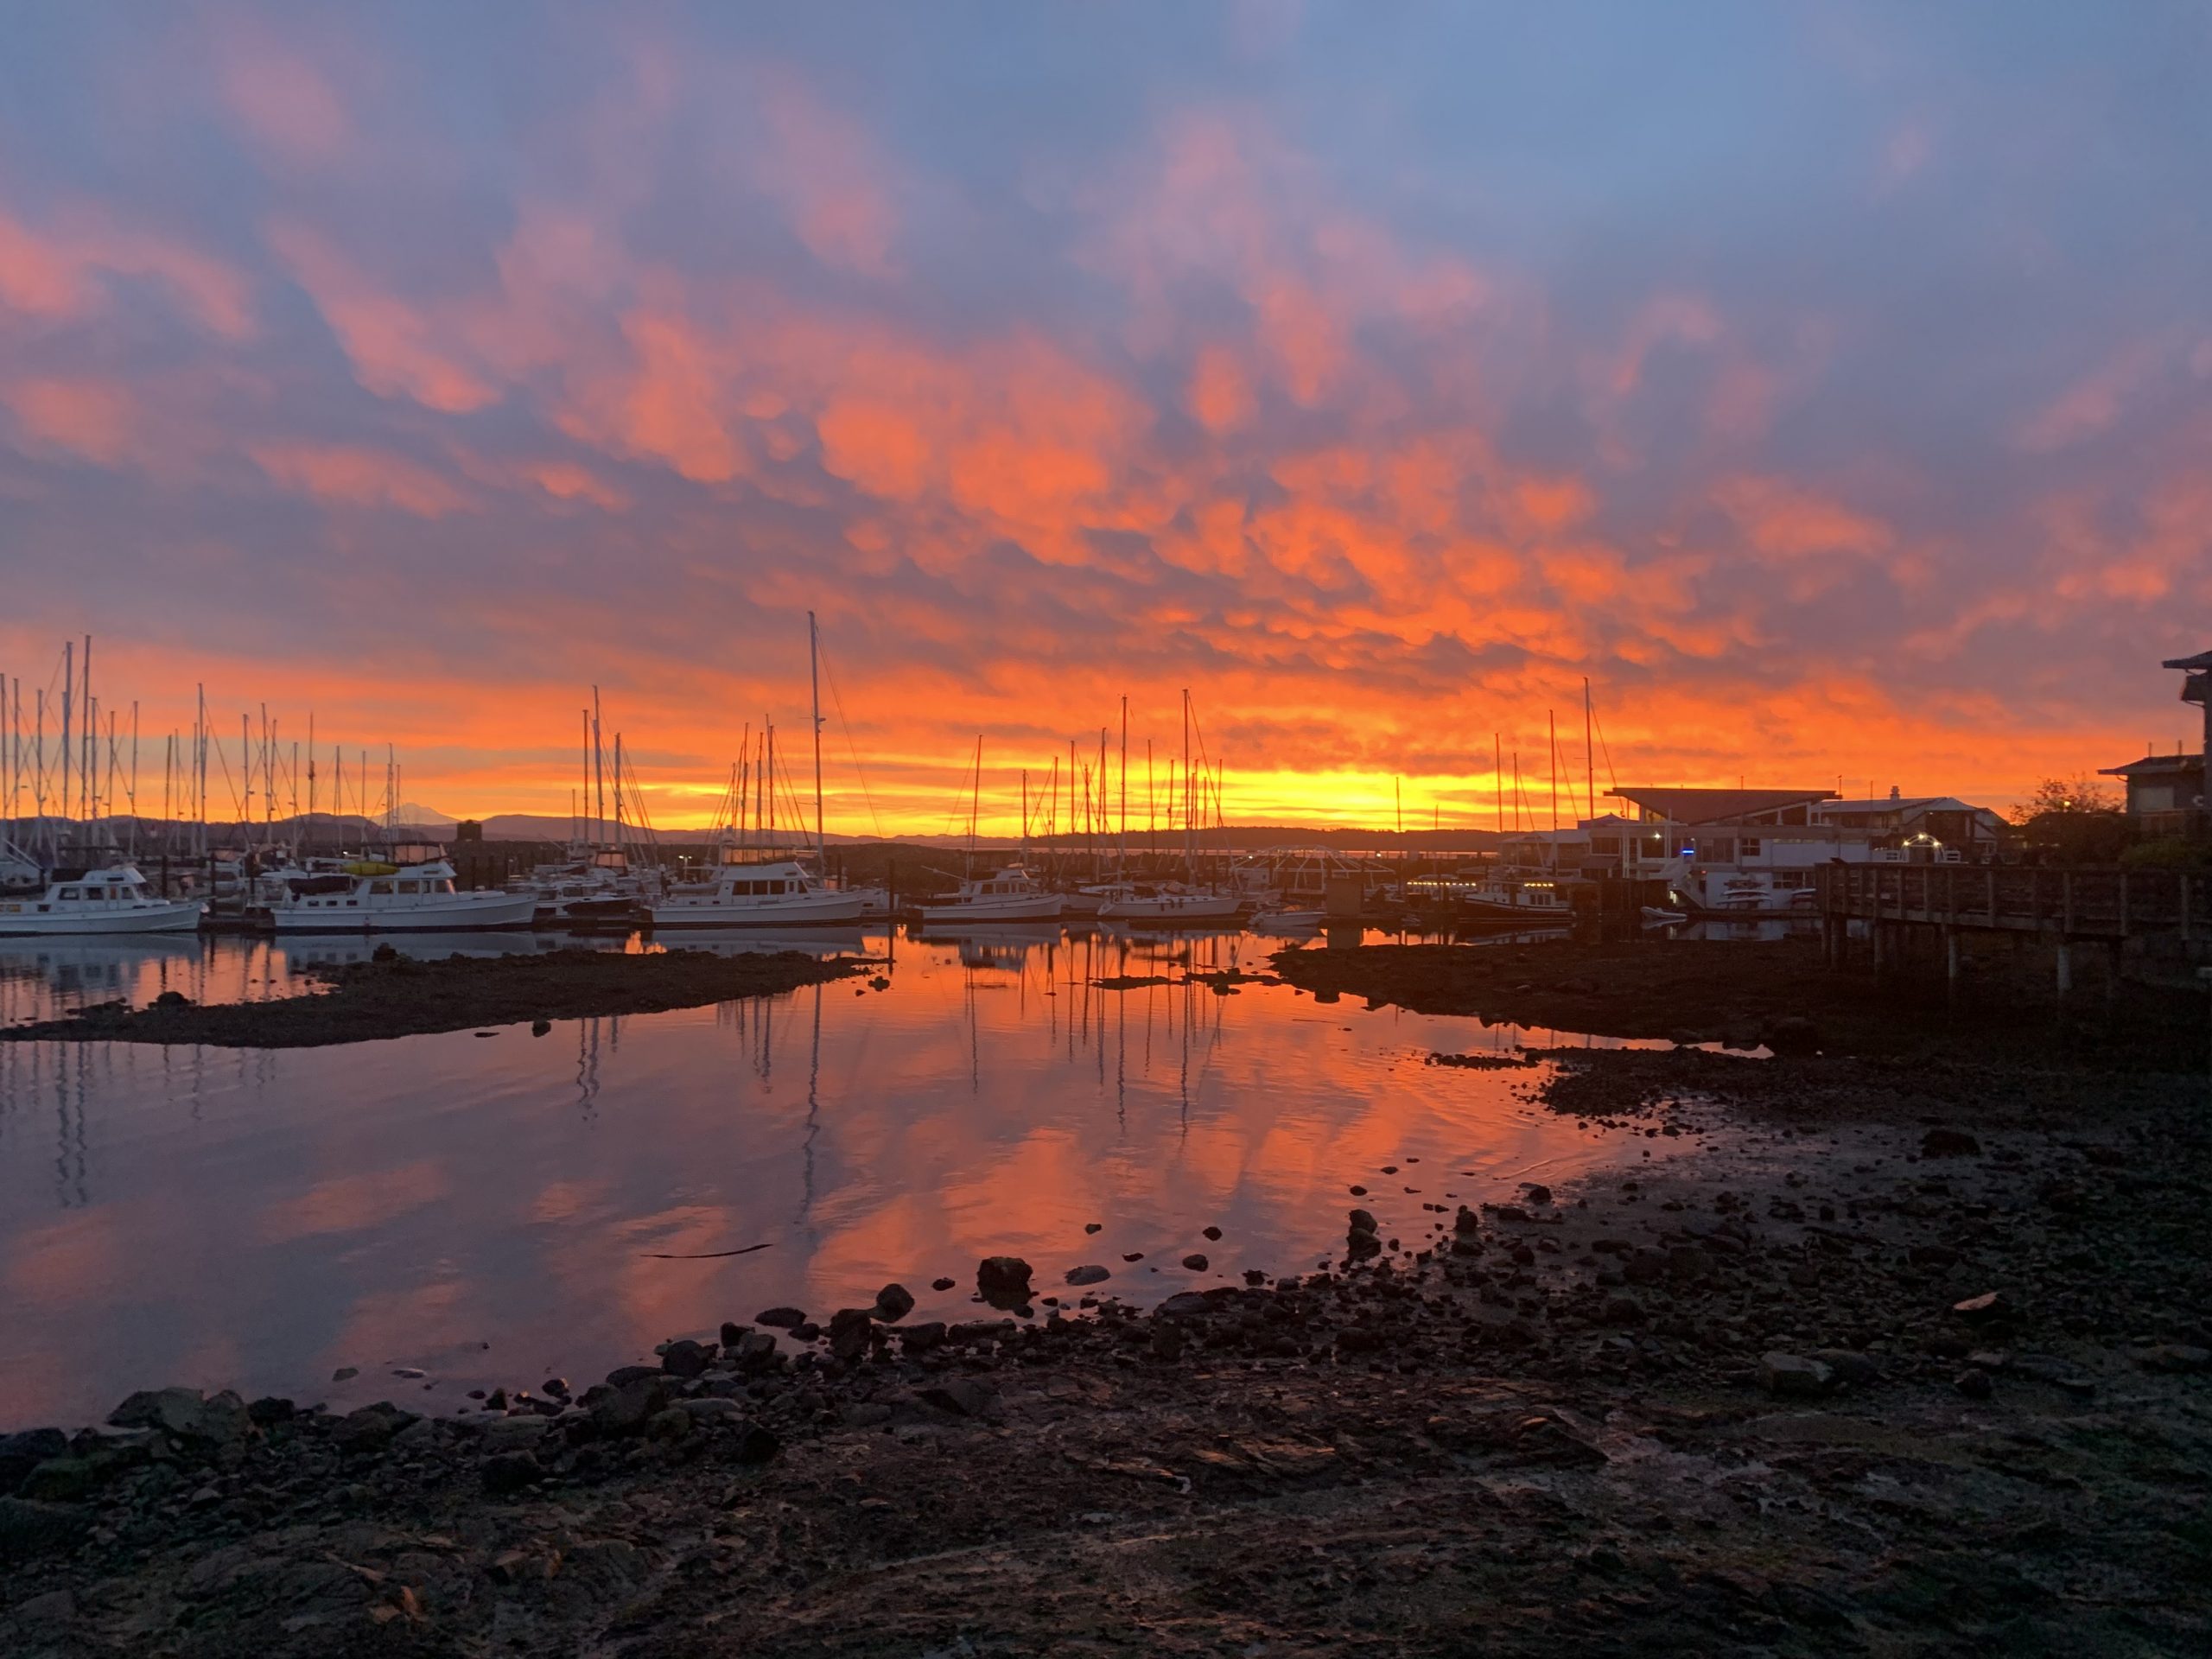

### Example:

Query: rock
xmin=588 ymin=1376 xmax=670 ymax=1436
xmin=1453 ymin=1205 xmax=1481 ymax=1236
xmin=1181 ymin=1254 xmax=1210 ymax=1271
xmin=0 ymin=1497 xmax=90 ymax=1563
xmin=1810 ymin=1349 xmax=1881 ymax=1388
xmin=543 ymin=1377 xmax=570 ymax=1399
xmin=481 ymin=1452 xmax=543 ymax=1493
xmin=1907 ymin=1243 xmax=1960 ymax=1268
xmin=931 ymin=1277 xmax=957 ymax=1292
xmin=976 ymin=1256 xmax=1033 ymax=1300
xmin=1202 ymin=1225 xmax=1224 ymax=1241
xmin=1759 ymin=1352 xmax=1834 ymax=1398
xmin=1763 ymin=1015 xmax=1821 ymax=1055
xmin=1600 ymin=1295 xmax=1643 ymax=1325
xmin=899 ymin=1321 xmax=949 ymax=1351
xmin=732 ymin=1332 xmax=781 ymax=1373
xmin=732 ymin=1422 xmax=781 ymax=1464
xmin=918 ymin=1378 xmax=996 ymax=1419
xmin=1122 ymin=1251 xmax=1145 ymax=1262
xmin=605 ymin=1364 xmax=662 ymax=1387
xmin=1084 ymin=1222 xmax=1103 ymax=1234
xmin=1348 ymin=1208 xmax=1377 ymax=1232
xmin=645 ymin=1407 xmax=692 ymax=1441
xmin=874 ymin=1282 xmax=917 ymax=1322
xmin=1524 ymin=1184 xmax=1553 ymax=1205
xmin=660 ymin=1338 xmax=713 ymax=1378
xmin=246 ymin=1396 xmax=296 ymax=1427
xmin=17 ymin=1457 xmax=99 ymax=1502
xmin=719 ymin=1321 xmax=749 ymax=1347
xmin=333 ymin=1402 xmax=416 ymax=1455
xmin=756 ymin=1306 xmax=806 ymax=1328
xmin=107 ymin=1386 xmax=254 ymax=1447
xmin=0 ymin=1427 xmax=67 ymax=1491
xmin=531 ymin=1018 xmax=552 ymax=1036
xmin=1954 ymin=1368 xmax=1993 ymax=1400
xmin=1157 ymin=1292 xmax=1211 ymax=1318
xmin=1951 ymin=1291 xmax=2013 ymax=1325
xmin=829 ymin=1308 xmax=877 ymax=1362
xmin=1921 ymin=1128 xmax=1982 ymax=1158
xmin=1065 ymin=1264 xmax=1111 ymax=1286
xmin=480 ymin=1414 xmax=551 ymax=1452
xmin=154 ymin=989 xmax=191 ymax=1008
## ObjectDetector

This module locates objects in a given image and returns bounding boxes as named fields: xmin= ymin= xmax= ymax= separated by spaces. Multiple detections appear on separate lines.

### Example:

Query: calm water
xmin=0 ymin=925 xmax=1660 ymax=1425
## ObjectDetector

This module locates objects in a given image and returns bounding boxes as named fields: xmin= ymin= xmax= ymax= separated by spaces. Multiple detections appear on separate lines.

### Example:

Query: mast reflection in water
xmin=0 ymin=925 xmax=1655 ymax=1423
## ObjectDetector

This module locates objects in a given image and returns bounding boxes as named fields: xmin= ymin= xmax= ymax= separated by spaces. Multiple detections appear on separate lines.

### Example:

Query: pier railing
xmin=1816 ymin=863 xmax=2209 ymax=942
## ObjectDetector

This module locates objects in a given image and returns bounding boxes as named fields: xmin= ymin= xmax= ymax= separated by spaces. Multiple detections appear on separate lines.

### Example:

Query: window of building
xmin=1740 ymin=838 xmax=1761 ymax=858
xmin=1591 ymin=837 xmax=1619 ymax=855
xmin=1699 ymin=836 xmax=1737 ymax=861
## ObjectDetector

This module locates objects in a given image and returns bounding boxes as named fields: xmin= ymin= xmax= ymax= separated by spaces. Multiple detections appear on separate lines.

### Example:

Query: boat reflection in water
xmin=276 ymin=931 xmax=569 ymax=972
xmin=639 ymin=926 xmax=876 ymax=963
xmin=0 ymin=924 xmax=1668 ymax=1427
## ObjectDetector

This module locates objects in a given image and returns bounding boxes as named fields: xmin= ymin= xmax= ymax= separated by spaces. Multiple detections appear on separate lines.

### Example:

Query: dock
xmin=1815 ymin=862 xmax=2210 ymax=989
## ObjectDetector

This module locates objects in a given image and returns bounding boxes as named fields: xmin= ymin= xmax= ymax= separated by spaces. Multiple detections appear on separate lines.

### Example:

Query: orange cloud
xmin=1187 ymin=345 xmax=1254 ymax=433
xmin=1713 ymin=474 xmax=1894 ymax=560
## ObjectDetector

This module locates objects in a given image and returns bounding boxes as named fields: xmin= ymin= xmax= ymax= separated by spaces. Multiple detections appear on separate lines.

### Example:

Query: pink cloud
xmin=2 ymin=375 xmax=136 ymax=462
xmin=251 ymin=441 xmax=473 ymax=516
xmin=266 ymin=220 xmax=499 ymax=411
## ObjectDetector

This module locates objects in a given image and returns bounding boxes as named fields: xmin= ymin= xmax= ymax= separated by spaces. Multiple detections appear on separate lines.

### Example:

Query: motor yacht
xmin=917 ymin=866 xmax=1065 ymax=925
xmin=265 ymin=859 xmax=537 ymax=932
xmin=647 ymin=859 xmax=865 ymax=928
xmin=0 ymin=863 xmax=205 ymax=936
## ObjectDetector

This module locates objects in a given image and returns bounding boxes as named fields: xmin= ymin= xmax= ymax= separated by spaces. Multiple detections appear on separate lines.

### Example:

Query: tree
xmin=2008 ymin=776 xmax=2120 ymax=822
xmin=2009 ymin=775 xmax=2131 ymax=863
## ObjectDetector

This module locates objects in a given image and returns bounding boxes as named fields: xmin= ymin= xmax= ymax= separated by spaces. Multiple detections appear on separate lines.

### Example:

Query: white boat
xmin=1640 ymin=906 xmax=1689 ymax=926
xmin=918 ymin=866 xmax=1065 ymax=925
xmin=1096 ymin=883 xmax=1243 ymax=923
xmin=648 ymin=859 xmax=865 ymax=928
xmin=0 ymin=864 xmax=205 ymax=937
xmin=1251 ymin=906 xmax=1324 ymax=934
xmin=266 ymin=859 xmax=538 ymax=932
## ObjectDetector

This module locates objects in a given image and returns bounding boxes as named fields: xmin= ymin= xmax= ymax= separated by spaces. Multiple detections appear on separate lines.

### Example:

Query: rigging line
xmin=817 ymin=645 xmax=886 ymax=840
xmin=1592 ymin=702 xmax=1621 ymax=797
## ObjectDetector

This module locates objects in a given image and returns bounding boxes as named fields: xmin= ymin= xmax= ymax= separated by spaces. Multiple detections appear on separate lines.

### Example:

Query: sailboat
xmin=648 ymin=613 xmax=865 ymax=930
xmin=917 ymin=736 xmax=1064 ymax=925
xmin=1098 ymin=690 xmax=1239 ymax=924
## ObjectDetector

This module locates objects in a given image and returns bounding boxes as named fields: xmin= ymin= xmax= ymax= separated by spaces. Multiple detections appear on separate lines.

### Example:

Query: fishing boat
xmin=0 ymin=863 xmax=205 ymax=936
xmin=917 ymin=865 xmax=1065 ymax=925
xmin=1452 ymin=874 xmax=1577 ymax=924
xmin=648 ymin=859 xmax=864 ymax=927
xmin=265 ymin=859 xmax=537 ymax=931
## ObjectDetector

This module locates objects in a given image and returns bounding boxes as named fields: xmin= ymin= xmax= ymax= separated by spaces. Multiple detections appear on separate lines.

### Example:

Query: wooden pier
xmin=1815 ymin=862 xmax=2211 ymax=990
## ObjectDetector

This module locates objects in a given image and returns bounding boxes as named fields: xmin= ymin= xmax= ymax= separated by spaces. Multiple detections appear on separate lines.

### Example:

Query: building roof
xmin=2161 ymin=649 xmax=2212 ymax=671
xmin=2098 ymin=753 xmax=2206 ymax=778
xmin=1611 ymin=786 xmax=1835 ymax=824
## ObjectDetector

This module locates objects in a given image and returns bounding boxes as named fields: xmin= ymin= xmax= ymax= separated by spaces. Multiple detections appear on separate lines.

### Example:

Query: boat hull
xmin=0 ymin=899 xmax=205 ymax=937
xmin=917 ymin=896 xmax=1065 ymax=925
xmin=1096 ymin=894 xmax=1242 ymax=923
xmin=649 ymin=892 xmax=866 ymax=928
xmin=1452 ymin=897 xmax=1573 ymax=924
xmin=270 ymin=892 xmax=540 ymax=932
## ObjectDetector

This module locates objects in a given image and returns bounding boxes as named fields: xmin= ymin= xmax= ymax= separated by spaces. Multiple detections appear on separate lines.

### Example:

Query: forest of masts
xmin=3 ymin=639 xmax=1624 ymax=870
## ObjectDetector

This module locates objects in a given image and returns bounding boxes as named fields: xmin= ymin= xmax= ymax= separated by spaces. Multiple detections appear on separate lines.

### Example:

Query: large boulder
xmin=107 ymin=1386 xmax=253 ymax=1448
xmin=976 ymin=1256 xmax=1033 ymax=1303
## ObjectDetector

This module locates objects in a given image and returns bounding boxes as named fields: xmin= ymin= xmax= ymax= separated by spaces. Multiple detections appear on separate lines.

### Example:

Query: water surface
xmin=1 ymin=925 xmax=1656 ymax=1424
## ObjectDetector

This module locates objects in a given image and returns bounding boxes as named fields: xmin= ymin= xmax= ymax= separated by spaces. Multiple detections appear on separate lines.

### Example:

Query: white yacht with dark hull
xmin=0 ymin=864 xmax=205 ymax=936
xmin=265 ymin=860 xmax=538 ymax=932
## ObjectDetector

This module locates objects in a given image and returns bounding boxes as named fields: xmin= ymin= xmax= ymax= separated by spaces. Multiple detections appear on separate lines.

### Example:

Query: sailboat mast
xmin=808 ymin=611 xmax=826 ymax=868
xmin=970 ymin=734 xmax=982 ymax=865
xmin=1118 ymin=695 xmax=1128 ymax=877
xmin=593 ymin=688 xmax=607 ymax=845
xmin=1182 ymin=688 xmax=1193 ymax=885
xmin=1584 ymin=678 xmax=1595 ymax=821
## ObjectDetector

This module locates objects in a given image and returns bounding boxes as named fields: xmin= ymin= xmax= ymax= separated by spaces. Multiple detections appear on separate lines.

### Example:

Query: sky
xmin=1 ymin=1 xmax=2208 ymax=835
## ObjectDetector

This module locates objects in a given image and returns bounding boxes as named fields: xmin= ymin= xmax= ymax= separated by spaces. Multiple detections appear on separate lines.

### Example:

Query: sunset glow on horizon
xmin=3 ymin=4 xmax=2209 ymax=835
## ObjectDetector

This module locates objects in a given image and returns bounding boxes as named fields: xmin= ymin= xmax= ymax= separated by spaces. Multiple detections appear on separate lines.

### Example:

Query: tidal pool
xmin=0 ymin=925 xmax=1660 ymax=1424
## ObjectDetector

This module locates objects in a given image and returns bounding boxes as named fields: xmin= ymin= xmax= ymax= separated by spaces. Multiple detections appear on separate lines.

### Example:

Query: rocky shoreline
xmin=0 ymin=946 xmax=874 ymax=1048
xmin=3 ymin=944 xmax=2209 ymax=1654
